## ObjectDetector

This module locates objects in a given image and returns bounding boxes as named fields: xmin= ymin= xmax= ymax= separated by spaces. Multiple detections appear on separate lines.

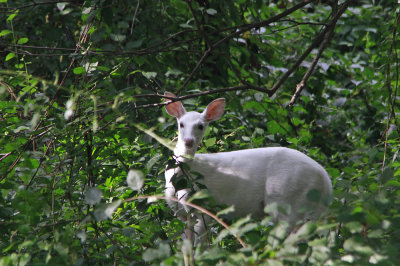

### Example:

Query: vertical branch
xmin=287 ymin=0 xmax=353 ymax=105
xmin=382 ymin=13 xmax=400 ymax=171
xmin=130 ymin=0 xmax=140 ymax=35
xmin=186 ymin=0 xmax=211 ymax=48
xmin=289 ymin=25 xmax=335 ymax=106
xmin=85 ymin=130 xmax=95 ymax=186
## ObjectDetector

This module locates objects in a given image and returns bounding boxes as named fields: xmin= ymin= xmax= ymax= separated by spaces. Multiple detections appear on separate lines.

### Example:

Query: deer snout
xmin=184 ymin=138 xmax=194 ymax=148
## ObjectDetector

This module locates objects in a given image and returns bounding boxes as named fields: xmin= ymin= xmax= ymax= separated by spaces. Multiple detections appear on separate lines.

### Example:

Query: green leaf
xmin=0 ymin=29 xmax=11 ymax=37
xmin=204 ymin=137 xmax=216 ymax=147
xmin=73 ymin=66 xmax=85 ymax=74
xmin=189 ymin=190 xmax=212 ymax=201
xmin=5 ymin=52 xmax=15 ymax=61
xmin=267 ymin=120 xmax=281 ymax=134
xmin=7 ymin=12 xmax=18 ymax=22
xmin=380 ymin=167 xmax=393 ymax=184
xmin=128 ymin=70 xmax=142 ymax=76
xmin=17 ymin=37 xmax=28 ymax=44
xmin=147 ymin=153 xmax=161 ymax=171
xmin=126 ymin=40 xmax=143 ymax=49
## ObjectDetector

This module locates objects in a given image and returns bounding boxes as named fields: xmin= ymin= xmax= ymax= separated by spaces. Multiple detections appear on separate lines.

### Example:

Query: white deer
xmin=164 ymin=91 xmax=332 ymax=246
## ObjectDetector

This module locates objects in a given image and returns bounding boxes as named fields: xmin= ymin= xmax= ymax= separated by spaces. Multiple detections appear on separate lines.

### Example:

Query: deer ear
xmin=203 ymin=98 xmax=225 ymax=122
xmin=164 ymin=91 xmax=186 ymax=118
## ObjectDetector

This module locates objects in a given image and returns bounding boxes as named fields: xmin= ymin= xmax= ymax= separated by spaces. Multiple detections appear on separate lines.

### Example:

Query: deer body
xmin=164 ymin=92 xmax=332 ymax=245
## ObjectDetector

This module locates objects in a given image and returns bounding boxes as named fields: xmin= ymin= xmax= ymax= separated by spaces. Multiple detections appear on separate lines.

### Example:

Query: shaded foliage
xmin=0 ymin=0 xmax=399 ymax=264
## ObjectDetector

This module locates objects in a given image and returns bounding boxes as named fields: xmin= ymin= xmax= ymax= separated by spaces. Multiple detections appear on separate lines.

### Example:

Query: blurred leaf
xmin=127 ymin=170 xmax=144 ymax=191
xmin=142 ymin=242 xmax=170 ymax=262
xmin=110 ymin=33 xmax=126 ymax=42
xmin=204 ymin=137 xmax=216 ymax=147
xmin=0 ymin=29 xmax=11 ymax=36
xmin=85 ymin=187 xmax=103 ymax=205
xmin=206 ymin=8 xmax=217 ymax=15
xmin=343 ymin=236 xmax=374 ymax=256
xmin=142 ymin=71 xmax=157 ymax=79
xmin=93 ymin=200 xmax=122 ymax=221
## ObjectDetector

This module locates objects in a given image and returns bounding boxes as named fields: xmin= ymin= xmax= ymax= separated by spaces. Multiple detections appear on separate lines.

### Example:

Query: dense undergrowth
xmin=1 ymin=0 xmax=399 ymax=264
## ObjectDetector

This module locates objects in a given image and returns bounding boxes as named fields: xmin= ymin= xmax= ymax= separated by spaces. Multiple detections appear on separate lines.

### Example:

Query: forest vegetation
xmin=0 ymin=0 xmax=399 ymax=265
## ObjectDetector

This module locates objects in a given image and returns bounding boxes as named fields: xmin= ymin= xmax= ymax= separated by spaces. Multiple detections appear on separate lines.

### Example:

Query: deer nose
xmin=184 ymin=139 xmax=194 ymax=148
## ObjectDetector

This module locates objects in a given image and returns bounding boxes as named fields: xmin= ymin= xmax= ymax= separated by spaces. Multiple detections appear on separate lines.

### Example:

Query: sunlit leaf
xmin=17 ymin=37 xmax=28 ymax=44
xmin=0 ymin=29 xmax=11 ymax=37
xmin=5 ymin=52 xmax=15 ymax=61
xmin=73 ymin=66 xmax=85 ymax=75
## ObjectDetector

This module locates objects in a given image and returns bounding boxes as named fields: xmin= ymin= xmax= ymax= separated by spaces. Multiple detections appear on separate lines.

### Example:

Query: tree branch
xmin=175 ymin=0 xmax=316 ymax=95
xmin=289 ymin=26 xmax=334 ymax=106
xmin=0 ymin=0 xmax=79 ymax=11
xmin=271 ymin=0 xmax=354 ymax=99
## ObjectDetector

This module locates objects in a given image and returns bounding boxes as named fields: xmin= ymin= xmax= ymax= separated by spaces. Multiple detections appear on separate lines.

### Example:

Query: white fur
xmin=164 ymin=92 xmax=332 ymax=245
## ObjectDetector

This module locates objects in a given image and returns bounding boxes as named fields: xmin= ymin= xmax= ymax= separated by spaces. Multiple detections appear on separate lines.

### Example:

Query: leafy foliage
xmin=0 ymin=0 xmax=399 ymax=264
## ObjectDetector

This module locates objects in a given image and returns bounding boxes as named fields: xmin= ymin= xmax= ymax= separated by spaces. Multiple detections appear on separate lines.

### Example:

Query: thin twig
xmin=289 ymin=26 xmax=334 ymax=106
xmin=271 ymin=0 xmax=353 ymax=99
xmin=129 ymin=86 xmax=255 ymax=110
xmin=130 ymin=0 xmax=140 ymax=35
xmin=0 ymin=0 xmax=79 ymax=10
xmin=175 ymin=0 xmax=316 ymax=95
xmin=0 ymin=81 xmax=17 ymax=100
xmin=382 ymin=13 xmax=400 ymax=171
xmin=186 ymin=0 xmax=211 ymax=47
xmin=1 ymin=25 xmax=92 ymax=181
xmin=212 ymin=0 xmax=315 ymax=49
xmin=176 ymin=48 xmax=212 ymax=95
xmin=26 ymin=139 xmax=54 ymax=189
xmin=0 ymin=127 xmax=52 ymax=182
xmin=289 ymin=0 xmax=353 ymax=105
xmin=37 ymin=23 xmax=92 ymax=130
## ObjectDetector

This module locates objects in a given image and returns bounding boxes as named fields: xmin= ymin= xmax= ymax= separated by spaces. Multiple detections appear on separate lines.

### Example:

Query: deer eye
xmin=179 ymin=122 xmax=184 ymax=128
xmin=197 ymin=124 xmax=204 ymax=130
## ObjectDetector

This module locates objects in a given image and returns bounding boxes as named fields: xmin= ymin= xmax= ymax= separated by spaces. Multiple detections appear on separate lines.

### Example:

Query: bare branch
xmin=175 ymin=0 xmax=316 ymax=95
xmin=271 ymin=0 xmax=353 ymax=99
xmin=289 ymin=26 xmax=334 ymax=106
xmin=212 ymin=0 xmax=315 ymax=49
xmin=288 ymin=0 xmax=354 ymax=105
xmin=0 ymin=0 xmax=79 ymax=11
xmin=130 ymin=0 xmax=140 ymax=35
xmin=186 ymin=0 xmax=211 ymax=48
